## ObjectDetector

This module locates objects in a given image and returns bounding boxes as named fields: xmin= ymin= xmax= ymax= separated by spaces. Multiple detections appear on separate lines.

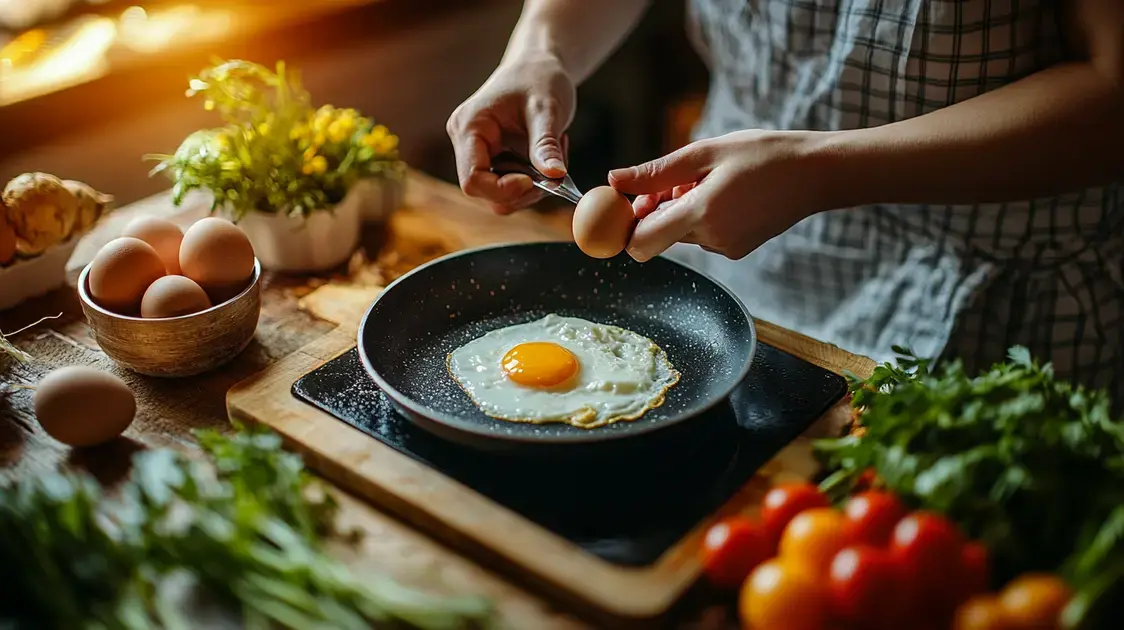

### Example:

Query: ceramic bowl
xmin=77 ymin=259 xmax=262 ymax=377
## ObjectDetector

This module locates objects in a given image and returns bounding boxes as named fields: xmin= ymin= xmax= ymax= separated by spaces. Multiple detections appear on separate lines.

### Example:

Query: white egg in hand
xmin=446 ymin=314 xmax=680 ymax=428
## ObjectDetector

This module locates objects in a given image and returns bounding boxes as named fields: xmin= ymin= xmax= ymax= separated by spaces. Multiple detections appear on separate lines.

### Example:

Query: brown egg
xmin=88 ymin=237 xmax=167 ymax=314
xmin=121 ymin=216 xmax=183 ymax=274
xmin=140 ymin=275 xmax=213 ymax=318
xmin=572 ymin=186 xmax=636 ymax=259
xmin=179 ymin=217 xmax=255 ymax=301
xmin=34 ymin=366 xmax=135 ymax=447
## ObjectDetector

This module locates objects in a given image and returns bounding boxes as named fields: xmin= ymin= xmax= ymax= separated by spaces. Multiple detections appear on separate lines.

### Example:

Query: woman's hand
xmin=446 ymin=54 xmax=576 ymax=214
xmin=608 ymin=130 xmax=837 ymax=262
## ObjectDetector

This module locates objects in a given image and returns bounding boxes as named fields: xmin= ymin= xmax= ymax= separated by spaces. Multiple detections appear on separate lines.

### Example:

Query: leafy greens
xmin=815 ymin=346 xmax=1124 ymax=629
xmin=0 ymin=426 xmax=493 ymax=630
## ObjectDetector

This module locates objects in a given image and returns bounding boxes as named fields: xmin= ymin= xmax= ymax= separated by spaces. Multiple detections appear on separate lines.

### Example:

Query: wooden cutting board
xmin=227 ymin=290 xmax=873 ymax=624
xmin=227 ymin=172 xmax=876 ymax=623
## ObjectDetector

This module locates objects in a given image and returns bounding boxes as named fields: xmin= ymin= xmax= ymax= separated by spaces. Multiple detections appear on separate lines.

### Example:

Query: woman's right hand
xmin=446 ymin=53 xmax=576 ymax=214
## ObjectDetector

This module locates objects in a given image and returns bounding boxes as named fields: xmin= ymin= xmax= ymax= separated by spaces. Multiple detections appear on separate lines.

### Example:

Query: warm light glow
xmin=0 ymin=3 xmax=235 ymax=105
xmin=0 ymin=16 xmax=117 ymax=104
xmin=0 ymin=29 xmax=48 ymax=66
xmin=117 ymin=4 xmax=232 ymax=54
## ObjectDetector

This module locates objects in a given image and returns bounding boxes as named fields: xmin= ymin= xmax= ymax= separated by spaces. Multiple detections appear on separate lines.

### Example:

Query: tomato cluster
xmin=700 ymin=482 xmax=1072 ymax=630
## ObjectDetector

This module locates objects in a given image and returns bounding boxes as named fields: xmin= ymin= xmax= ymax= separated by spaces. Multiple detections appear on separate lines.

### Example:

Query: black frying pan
xmin=357 ymin=242 xmax=756 ymax=449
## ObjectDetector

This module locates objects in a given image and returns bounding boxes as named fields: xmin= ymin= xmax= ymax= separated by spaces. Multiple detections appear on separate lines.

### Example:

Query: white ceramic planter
xmin=231 ymin=178 xmax=403 ymax=273
xmin=0 ymin=237 xmax=80 ymax=311
xmin=235 ymin=192 xmax=362 ymax=274
xmin=350 ymin=177 xmax=405 ymax=224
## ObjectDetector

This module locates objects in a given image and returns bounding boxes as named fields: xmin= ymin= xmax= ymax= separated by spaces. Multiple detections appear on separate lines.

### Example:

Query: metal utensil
xmin=490 ymin=150 xmax=584 ymax=204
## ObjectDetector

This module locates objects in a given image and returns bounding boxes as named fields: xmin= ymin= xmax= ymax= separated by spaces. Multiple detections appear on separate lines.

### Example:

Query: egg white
xmin=446 ymin=314 xmax=680 ymax=428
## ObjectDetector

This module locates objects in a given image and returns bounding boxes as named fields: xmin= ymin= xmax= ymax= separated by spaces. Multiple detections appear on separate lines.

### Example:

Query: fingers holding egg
xmin=572 ymin=186 xmax=636 ymax=259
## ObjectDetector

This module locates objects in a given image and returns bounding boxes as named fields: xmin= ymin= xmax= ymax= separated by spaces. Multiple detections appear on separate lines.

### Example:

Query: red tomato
xmin=842 ymin=490 xmax=908 ymax=547
xmin=956 ymin=541 xmax=992 ymax=602
xmin=778 ymin=507 xmax=851 ymax=574
xmin=699 ymin=517 xmax=771 ymax=589
xmin=740 ymin=559 xmax=829 ymax=630
xmin=854 ymin=468 xmax=880 ymax=492
xmin=891 ymin=512 xmax=968 ymax=617
xmin=828 ymin=545 xmax=904 ymax=630
xmin=761 ymin=482 xmax=829 ymax=545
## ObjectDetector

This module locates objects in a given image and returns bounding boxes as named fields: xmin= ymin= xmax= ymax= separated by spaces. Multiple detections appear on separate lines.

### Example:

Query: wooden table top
xmin=0 ymin=170 xmax=869 ymax=629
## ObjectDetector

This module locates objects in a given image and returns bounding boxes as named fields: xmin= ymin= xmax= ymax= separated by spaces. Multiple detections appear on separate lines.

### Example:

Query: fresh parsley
xmin=815 ymin=346 xmax=1124 ymax=629
xmin=0 ymin=426 xmax=493 ymax=630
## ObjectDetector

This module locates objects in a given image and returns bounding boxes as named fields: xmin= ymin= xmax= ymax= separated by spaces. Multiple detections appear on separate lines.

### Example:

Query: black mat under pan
xmin=292 ymin=344 xmax=846 ymax=566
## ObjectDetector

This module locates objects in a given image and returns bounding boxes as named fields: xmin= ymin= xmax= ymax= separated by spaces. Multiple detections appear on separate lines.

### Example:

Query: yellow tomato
xmin=998 ymin=573 xmax=1071 ymax=629
xmin=739 ymin=559 xmax=828 ymax=630
xmin=954 ymin=595 xmax=1014 ymax=630
xmin=778 ymin=507 xmax=850 ymax=574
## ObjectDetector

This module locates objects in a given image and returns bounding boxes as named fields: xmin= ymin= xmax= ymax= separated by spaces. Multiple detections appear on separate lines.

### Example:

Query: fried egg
xmin=446 ymin=314 xmax=680 ymax=428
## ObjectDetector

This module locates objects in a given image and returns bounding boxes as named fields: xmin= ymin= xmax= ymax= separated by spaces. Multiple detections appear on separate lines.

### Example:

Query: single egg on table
xmin=34 ymin=365 xmax=136 ymax=447
xmin=121 ymin=215 xmax=184 ymax=274
xmin=88 ymin=237 xmax=167 ymax=314
xmin=572 ymin=186 xmax=636 ymax=259
xmin=141 ymin=275 xmax=213 ymax=318
xmin=179 ymin=217 xmax=255 ymax=302
xmin=446 ymin=314 xmax=680 ymax=429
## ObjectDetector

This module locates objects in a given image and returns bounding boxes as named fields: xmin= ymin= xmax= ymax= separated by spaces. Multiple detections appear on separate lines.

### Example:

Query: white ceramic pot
xmin=235 ymin=190 xmax=363 ymax=273
xmin=350 ymin=176 xmax=405 ymax=224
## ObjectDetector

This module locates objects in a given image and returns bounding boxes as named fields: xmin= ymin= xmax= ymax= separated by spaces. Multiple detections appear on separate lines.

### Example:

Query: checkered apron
xmin=667 ymin=0 xmax=1124 ymax=397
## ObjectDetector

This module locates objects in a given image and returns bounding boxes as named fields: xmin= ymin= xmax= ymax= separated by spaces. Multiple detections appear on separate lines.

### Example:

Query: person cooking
xmin=446 ymin=0 xmax=1124 ymax=397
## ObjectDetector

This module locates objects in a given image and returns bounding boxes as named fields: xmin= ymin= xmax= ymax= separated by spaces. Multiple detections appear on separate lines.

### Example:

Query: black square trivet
xmin=293 ymin=344 xmax=846 ymax=566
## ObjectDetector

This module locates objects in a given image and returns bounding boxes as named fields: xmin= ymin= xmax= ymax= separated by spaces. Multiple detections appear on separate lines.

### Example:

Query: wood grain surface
xmin=1 ymin=169 xmax=873 ymax=629
xmin=227 ymin=289 xmax=866 ymax=623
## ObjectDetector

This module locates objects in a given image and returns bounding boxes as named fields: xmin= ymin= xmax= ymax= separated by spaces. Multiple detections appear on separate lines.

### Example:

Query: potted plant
xmin=147 ymin=60 xmax=405 ymax=273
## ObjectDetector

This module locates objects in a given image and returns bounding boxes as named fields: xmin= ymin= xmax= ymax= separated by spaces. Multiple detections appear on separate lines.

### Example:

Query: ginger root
xmin=1 ymin=173 xmax=113 ymax=256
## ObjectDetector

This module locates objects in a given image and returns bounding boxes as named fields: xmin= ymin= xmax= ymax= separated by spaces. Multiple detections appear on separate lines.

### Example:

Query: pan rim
xmin=356 ymin=242 xmax=757 ymax=445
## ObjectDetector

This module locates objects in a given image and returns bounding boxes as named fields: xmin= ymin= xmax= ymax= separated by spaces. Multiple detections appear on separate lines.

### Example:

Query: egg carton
xmin=0 ymin=236 xmax=81 ymax=311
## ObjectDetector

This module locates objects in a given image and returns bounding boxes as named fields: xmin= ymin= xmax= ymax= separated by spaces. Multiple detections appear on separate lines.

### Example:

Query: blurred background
xmin=0 ymin=0 xmax=709 ymax=207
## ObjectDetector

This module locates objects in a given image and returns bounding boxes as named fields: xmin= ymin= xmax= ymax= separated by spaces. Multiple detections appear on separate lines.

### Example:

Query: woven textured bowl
xmin=77 ymin=260 xmax=262 ymax=377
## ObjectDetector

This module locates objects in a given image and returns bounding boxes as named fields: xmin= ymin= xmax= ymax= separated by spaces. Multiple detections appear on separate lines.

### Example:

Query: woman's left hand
xmin=608 ymin=130 xmax=837 ymax=262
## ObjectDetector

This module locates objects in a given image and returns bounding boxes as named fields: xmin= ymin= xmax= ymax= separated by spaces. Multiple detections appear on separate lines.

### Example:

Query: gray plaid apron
xmin=667 ymin=0 xmax=1123 ymax=395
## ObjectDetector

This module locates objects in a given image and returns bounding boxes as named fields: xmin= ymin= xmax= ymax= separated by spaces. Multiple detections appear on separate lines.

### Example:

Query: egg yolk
xmin=501 ymin=342 xmax=579 ymax=388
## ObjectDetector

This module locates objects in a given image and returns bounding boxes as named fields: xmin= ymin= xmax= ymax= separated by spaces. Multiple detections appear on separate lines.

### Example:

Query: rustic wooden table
xmin=0 ymin=170 xmax=870 ymax=629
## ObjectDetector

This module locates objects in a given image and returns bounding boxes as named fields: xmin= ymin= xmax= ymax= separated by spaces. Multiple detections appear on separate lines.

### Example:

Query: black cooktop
xmin=292 ymin=343 xmax=847 ymax=566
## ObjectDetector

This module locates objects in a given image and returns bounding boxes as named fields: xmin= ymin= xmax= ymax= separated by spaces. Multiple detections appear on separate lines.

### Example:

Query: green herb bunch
xmin=0 ymin=426 xmax=492 ymax=630
xmin=147 ymin=59 xmax=405 ymax=221
xmin=816 ymin=346 xmax=1124 ymax=628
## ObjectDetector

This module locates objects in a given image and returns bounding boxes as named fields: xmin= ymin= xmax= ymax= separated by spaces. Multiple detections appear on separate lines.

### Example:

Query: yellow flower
xmin=290 ymin=123 xmax=308 ymax=141
xmin=302 ymin=155 xmax=328 ymax=175
xmin=302 ymin=146 xmax=319 ymax=162
xmin=313 ymin=106 xmax=335 ymax=133
xmin=257 ymin=122 xmax=271 ymax=136
xmin=360 ymin=125 xmax=399 ymax=154
xmin=204 ymin=100 xmax=215 ymax=111
xmin=327 ymin=118 xmax=355 ymax=144
xmin=211 ymin=132 xmax=231 ymax=152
